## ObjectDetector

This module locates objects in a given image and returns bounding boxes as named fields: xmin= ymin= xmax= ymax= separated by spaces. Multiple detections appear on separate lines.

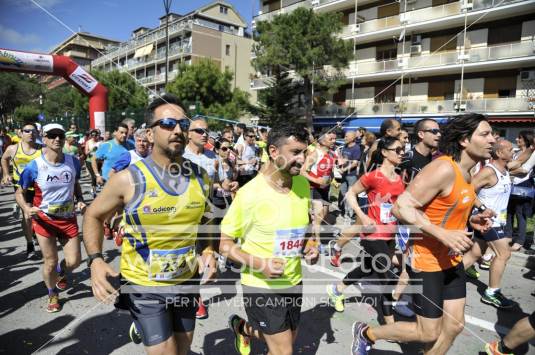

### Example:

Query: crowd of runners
xmin=1 ymin=93 xmax=534 ymax=355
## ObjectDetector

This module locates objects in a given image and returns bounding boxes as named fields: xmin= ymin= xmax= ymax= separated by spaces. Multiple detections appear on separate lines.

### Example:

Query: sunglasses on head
xmin=23 ymin=129 xmax=36 ymax=134
xmin=385 ymin=147 xmax=405 ymax=155
xmin=423 ymin=128 xmax=441 ymax=135
xmin=150 ymin=117 xmax=190 ymax=131
xmin=190 ymin=128 xmax=209 ymax=136
xmin=46 ymin=132 xmax=65 ymax=140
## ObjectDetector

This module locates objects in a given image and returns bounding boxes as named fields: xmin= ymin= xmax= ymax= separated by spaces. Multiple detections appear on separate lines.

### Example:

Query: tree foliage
xmin=257 ymin=71 xmax=300 ymax=127
xmin=165 ymin=59 xmax=251 ymax=121
xmin=14 ymin=105 xmax=40 ymax=124
xmin=253 ymin=7 xmax=353 ymax=127
xmin=0 ymin=72 xmax=42 ymax=123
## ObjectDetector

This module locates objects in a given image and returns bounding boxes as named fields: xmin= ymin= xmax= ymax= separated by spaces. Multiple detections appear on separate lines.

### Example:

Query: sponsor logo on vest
xmin=142 ymin=205 xmax=177 ymax=214
xmin=185 ymin=201 xmax=202 ymax=209
xmin=46 ymin=171 xmax=72 ymax=183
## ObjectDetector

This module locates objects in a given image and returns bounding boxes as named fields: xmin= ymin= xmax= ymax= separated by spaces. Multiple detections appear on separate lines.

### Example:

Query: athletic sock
xmin=332 ymin=284 xmax=343 ymax=296
xmin=48 ymin=288 xmax=57 ymax=296
xmin=333 ymin=243 xmax=342 ymax=252
xmin=486 ymin=287 xmax=499 ymax=296
xmin=498 ymin=340 xmax=513 ymax=353
xmin=56 ymin=260 xmax=66 ymax=276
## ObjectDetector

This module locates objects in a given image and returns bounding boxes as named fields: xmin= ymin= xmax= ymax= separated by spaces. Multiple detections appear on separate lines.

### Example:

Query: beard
xmin=163 ymin=144 xmax=184 ymax=159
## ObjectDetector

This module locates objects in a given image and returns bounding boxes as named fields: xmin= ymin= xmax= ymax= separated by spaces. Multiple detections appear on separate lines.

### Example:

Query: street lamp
xmin=163 ymin=0 xmax=173 ymax=87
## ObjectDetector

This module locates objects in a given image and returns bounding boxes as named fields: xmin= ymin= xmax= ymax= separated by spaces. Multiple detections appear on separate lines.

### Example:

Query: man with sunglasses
xmin=16 ymin=123 xmax=85 ymax=313
xmin=84 ymin=94 xmax=213 ymax=354
xmin=1 ymin=121 xmax=42 ymax=259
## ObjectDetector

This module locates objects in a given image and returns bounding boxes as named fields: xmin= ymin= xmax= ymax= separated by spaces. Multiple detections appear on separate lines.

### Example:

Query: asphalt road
xmin=0 ymin=177 xmax=533 ymax=355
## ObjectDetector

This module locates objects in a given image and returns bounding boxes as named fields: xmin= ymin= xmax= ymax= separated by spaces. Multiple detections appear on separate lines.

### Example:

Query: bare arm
xmin=345 ymin=180 xmax=368 ymax=222
xmin=366 ymin=141 xmax=379 ymax=169
xmin=392 ymin=159 xmax=473 ymax=253
xmin=1 ymin=145 xmax=15 ymax=184
xmin=471 ymin=166 xmax=496 ymax=192
xmin=300 ymin=149 xmax=326 ymax=186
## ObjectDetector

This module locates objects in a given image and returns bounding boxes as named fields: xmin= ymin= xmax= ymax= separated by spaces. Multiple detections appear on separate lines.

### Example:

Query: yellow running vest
xmin=13 ymin=143 xmax=41 ymax=182
xmin=120 ymin=159 xmax=208 ymax=286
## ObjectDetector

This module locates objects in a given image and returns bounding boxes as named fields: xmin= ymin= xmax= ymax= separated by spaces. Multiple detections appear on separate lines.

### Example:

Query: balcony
xmin=346 ymin=39 xmax=535 ymax=78
xmin=315 ymin=97 xmax=532 ymax=116
xmin=339 ymin=0 xmax=531 ymax=42
xmin=137 ymin=71 xmax=179 ymax=86
xmin=254 ymin=0 xmax=310 ymax=24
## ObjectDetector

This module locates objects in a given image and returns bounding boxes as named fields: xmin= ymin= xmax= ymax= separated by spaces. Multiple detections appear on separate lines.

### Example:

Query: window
xmin=220 ymin=6 xmax=228 ymax=14
xmin=225 ymin=44 xmax=231 ymax=56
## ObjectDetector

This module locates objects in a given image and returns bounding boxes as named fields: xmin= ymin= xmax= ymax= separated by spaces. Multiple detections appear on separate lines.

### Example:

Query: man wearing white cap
xmin=16 ymin=123 xmax=86 ymax=313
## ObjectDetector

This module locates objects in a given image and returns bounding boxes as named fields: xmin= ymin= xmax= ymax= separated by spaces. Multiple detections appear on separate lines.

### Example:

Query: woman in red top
xmin=326 ymin=137 xmax=405 ymax=323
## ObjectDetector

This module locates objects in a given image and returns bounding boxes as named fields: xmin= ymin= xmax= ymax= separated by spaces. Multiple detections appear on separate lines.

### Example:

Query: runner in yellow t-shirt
xmin=220 ymin=123 xmax=319 ymax=355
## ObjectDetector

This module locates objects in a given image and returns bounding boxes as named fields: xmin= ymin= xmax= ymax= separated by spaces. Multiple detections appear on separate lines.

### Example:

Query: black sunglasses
xmin=150 ymin=118 xmax=190 ymax=131
xmin=220 ymin=146 xmax=229 ymax=152
xmin=22 ymin=129 xmax=36 ymax=134
xmin=385 ymin=147 xmax=405 ymax=155
xmin=246 ymin=135 xmax=256 ymax=138
xmin=46 ymin=132 xmax=65 ymax=140
xmin=422 ymin=128 xmax=441 ymax=135
xmin=190 ymin=128 xmax=209 ymax=136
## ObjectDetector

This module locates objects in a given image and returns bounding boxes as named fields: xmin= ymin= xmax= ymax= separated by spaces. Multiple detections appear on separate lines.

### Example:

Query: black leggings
xmin=342 ymin=239 xmax=397 ymax=317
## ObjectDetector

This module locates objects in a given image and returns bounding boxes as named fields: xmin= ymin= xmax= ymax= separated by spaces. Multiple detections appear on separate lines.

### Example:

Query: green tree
xmin=257 ymin=70 xmax=300 ymax=127
xmin=253 ymin=7 xmax=353 ymax=127
xmin=14 ymin=105 xmax=40 ymax=124
xmin=42 ymin=85 xmax=79 ymax=121
xmin=0 ymin=72 xmax=43 ymax=124
xmin=166 ymin=59 xmax=250 ymax=121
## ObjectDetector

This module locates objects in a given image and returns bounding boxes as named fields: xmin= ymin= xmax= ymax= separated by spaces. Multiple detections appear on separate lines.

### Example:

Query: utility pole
xmin=163 ymin=0 xmax=173 ymax=87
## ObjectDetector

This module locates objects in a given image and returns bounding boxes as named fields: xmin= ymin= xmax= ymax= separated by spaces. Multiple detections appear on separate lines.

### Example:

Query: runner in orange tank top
xmin=350 ymin=114 xmax=496 ymax=355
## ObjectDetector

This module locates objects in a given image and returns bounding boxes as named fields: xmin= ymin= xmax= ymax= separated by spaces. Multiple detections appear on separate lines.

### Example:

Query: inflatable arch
xmin=0 ymin=48 xmax=107 ymax=133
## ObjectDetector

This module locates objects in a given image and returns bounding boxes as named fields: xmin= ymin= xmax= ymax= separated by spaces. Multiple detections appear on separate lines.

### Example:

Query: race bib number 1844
xmin=273 ymin=227 xmax=306 ymax=258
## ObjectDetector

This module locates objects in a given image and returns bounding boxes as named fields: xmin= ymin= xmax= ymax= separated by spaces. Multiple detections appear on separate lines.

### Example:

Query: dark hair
xmin=22 ymin=121 xmax=38 ymax=130
xmin=115 ymin=122 xmax=129 ymax=132
xmin=267 ymin=123 xmax=309 ymax=158
xmin=223 ymin=126 xmax=234 ymax=134
xmin=370 ymin=136 xmax=400 ymax=165
xmin=259 ymin=127 xmax=268 ymax=134
xmin=144 ymin=94 xmax=185 ymax=125
xmin=237 ymin=123 xmax=246 ymax=130
xmin=439 ymin=113 xmax=488 ymax=162
xmin=379 ymin=118 xmax=399 ymax=137
xmin=244 ymin=127 xmax=255 ymax=136
xmin=415 ymin=118 xmax=438 ymax=134
xmin=517 ymin=130 xmax=534 ymax=149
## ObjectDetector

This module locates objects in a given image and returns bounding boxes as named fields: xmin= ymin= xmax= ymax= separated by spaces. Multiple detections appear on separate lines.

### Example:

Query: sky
xmin=0 ymin=0 xmax=257 ymax=53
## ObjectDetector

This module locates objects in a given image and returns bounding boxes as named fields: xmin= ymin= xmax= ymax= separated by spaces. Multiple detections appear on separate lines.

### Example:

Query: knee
xmin=43 ymin=257 xmax=59 ymax=273
xmin=448 ymin=319 xmax=465 ymax=336
xmin=418 ymin=324 xmax=441 ymax=343
xmin=65 ymin=254 xmax=81 ymax=270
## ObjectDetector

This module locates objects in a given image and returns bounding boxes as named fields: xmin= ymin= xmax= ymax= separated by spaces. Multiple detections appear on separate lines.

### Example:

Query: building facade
xmin=92 ymin=1 xmax=256 ymax=103
xmin=251 ymin=0 xmax=535 ymax=138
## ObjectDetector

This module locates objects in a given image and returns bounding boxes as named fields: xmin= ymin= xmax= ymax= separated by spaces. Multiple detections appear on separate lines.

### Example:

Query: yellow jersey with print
xmin=221 ymin=174 xmax=310 ymax=289
xmin=13 ymin=143 xmax=42 ymax=183
xmin=120 ymin=157 xmax=209 ymax=286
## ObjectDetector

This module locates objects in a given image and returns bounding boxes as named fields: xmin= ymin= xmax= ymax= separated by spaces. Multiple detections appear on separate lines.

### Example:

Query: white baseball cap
xmin=43 ymin=123 xmax=65 ymax=134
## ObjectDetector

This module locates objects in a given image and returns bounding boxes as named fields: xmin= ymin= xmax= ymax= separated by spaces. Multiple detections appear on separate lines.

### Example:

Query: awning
xmin=399 ymin=117 xmax=450 ymax=124
xmin=344 ymin=118 xmax=384 ymax=133
xmin=134 ymin=44 xmax=154 ymax=58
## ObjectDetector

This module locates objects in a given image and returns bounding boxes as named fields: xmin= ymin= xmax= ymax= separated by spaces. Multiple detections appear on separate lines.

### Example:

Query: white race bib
xmin=380 ymin=203 xmax=396 ymax=224
xmin=273 ymin=227 xmax=306 ymax=258
xmin=148 ymin=246 xmax=196 ymax=281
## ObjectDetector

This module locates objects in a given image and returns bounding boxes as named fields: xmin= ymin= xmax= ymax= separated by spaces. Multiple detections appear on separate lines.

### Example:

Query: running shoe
xmin=484 ymin=340 xmax=512 ymax=355
xmin=47 ymin=294 xmax=61 ymax=313
xmin=330 ymin=250 xmax=341 ymax=267
xmin=56 ymin=275 xmax=68 ymax=291
xmin=479 ymin=259 xmax=491 ymax=270
xmin=196 ymin=301 xmax=208 ymax=319
xmin=481 ymin=290 xmax=514 ymax=309
xmin=326 ymin=284 xmax=345 ymax=312
xmin=465 ymin=265 xmax=480 ymax=279
xmin=129 ymin=322 xmax=142 ymax=344
xmin=351 ymin=321 xmax=372 ymax=355
xmin=228 ymin=314 xmax=251 ymax=355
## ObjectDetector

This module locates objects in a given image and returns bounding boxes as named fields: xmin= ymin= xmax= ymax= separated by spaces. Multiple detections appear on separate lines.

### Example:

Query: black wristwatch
xmin=477 ymin=204 xmax=488 ymax=214
xmin=87 ymin=253 xmax=104 ymax=268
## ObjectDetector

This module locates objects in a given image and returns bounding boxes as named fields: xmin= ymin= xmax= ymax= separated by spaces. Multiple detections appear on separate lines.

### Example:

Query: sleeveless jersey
xmin=477 ymin=164 xmax=511 ymax=228
xmin=410 ymin=156 xmax=476 ymax=272
xmin=12 ymin=143 xmax=41 ymax=182
xmin=308 ymin=148 xmax=337 ymax=188
xmin=120 ymin=158 xmax=209 ymax=286
xmin=20 ymin=154 xmax=80 ymax=218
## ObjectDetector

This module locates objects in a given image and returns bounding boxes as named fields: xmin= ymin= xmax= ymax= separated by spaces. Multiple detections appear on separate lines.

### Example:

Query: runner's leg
xmin=425 ymin=298 xmax=465 ymax=354
xmin=58 ymin=235 xmax=81 ymax=273
xmin=36 ymin=233 xmax=59 ymax=291
xmin=263 ymin=329 xmax=294 ymax=355
xmin=487 ymin=238 xmax=512 ymax=290
xmin=173 ymin=331 xmax=194 ymax=355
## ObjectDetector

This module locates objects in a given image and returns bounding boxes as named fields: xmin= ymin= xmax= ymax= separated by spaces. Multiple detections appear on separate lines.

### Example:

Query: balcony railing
xmin=254 ymin=1 xmax=310 ymax=23
xmin=137 ymin=71 xmax=179 ymax=86
xmin=347 ymin=40 xmax=535 ymax=77
xmin=315 ymin=97 xmax=532 ymax=116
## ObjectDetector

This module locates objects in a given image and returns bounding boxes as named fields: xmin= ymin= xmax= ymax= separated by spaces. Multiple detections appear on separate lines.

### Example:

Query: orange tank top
xmin=410 ymin=156 xmax=476 ymax=272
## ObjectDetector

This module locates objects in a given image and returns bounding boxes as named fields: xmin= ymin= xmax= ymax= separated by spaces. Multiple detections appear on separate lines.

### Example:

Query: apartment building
xmin=252 ymin=0 xmax=535 ymax=138
xmin=92 ymin=1 xmax=256 ymax=103
xmin=46 ymin=32 xmax=120 ymax=90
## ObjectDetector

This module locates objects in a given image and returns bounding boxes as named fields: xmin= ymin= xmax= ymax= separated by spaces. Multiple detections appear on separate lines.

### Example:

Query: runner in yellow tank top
xmin=83 ymin=94 xmax=215 ymax=354
xmin=1 ymin=122 xmax=42 ymax=259
xmin=350 ymin=114 xmax=496 ymax=355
